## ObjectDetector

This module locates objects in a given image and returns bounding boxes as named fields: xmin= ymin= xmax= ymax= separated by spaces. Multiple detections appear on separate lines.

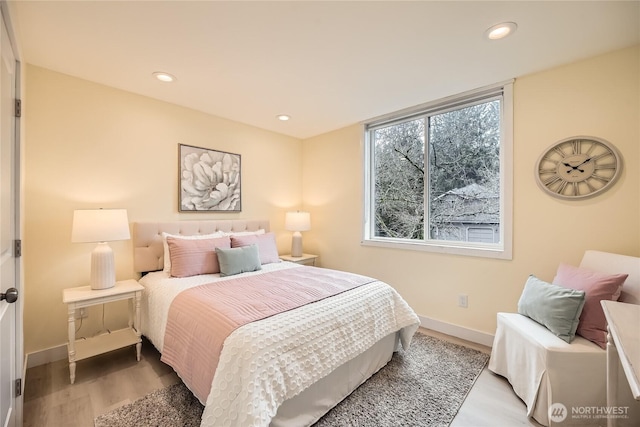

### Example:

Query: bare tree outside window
xmin=373 ymin=119 xmax=425 ymax=239
xmin=428 ymin=101 xmax=500 ymax=243
xmin=368 ymin=96 xmax=502 ymax=246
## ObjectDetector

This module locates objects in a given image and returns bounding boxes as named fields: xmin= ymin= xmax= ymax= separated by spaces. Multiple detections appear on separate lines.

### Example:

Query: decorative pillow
xmin=553 ymin=263 xmax=628 ymax=349
xmin=215 ymin=245 xmax=262 ymax=277
xmin=231 ymin=232 xmax=280 ymax=264
xmin=517 ymin=275 xmax=586 ymax=343
xmin=167 ymin=236 xmax=231 ymax=278
xmin=161 ymin=231 xmax=225 ymax=272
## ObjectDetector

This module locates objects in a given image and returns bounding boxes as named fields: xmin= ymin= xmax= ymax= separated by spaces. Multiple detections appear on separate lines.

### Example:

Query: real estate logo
xmin=549 ymin=402 xmax=630 ymax=423
xmin=549 ymin=403 xmax=568 ymax=423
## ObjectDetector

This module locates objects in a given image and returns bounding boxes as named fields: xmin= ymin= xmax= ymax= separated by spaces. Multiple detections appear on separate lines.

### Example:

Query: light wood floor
xmin=423 ymin=329 xmax=542 ymax=427
xmin=24 ymin=329 xmax=542 ymax=427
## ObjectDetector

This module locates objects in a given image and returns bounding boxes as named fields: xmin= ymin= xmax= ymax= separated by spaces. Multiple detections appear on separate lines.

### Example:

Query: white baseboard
xmin=25 ymin=344 xmax=67 ymax=369
xmin=24 ymin=318 xmax=493 ymax=369
xmin=419 ymin=315 xmax=495 ymax=348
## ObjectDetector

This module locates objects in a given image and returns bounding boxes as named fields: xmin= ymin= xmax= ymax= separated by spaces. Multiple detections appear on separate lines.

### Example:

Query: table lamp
xmin=285 ymin=211 xmax=311 ymax=257
xmin=71 ymin=209 xmax=130 ymax=290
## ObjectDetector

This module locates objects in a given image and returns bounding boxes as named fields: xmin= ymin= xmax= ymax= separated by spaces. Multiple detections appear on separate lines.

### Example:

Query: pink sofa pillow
xmin=553 ymin=263 xmax=628 ymax=348
xmin=231 ymin=232 xmax=280 ymax=265
xmin=167 ymin=236 xmax=231 ymax=277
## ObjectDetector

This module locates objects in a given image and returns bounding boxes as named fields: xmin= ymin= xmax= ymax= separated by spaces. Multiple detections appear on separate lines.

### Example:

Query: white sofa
xmin=489 ymin=250 xmax=640 ymax=426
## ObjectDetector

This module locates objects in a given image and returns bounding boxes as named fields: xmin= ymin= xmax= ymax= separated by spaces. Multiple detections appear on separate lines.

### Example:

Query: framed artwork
xmin=179 ymin=144 xmax=242 ymax=212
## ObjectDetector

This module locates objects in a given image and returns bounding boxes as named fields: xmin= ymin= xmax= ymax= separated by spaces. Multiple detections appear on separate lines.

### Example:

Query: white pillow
xmin=222 ymin=229 xmax=266 ymax=237
xmin=161 ymin=231 xmax=225 ymax=272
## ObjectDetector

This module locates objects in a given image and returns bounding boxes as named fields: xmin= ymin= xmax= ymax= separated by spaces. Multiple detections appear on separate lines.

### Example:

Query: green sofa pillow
xmin=517 ymin=275 xmax=586 ymax=343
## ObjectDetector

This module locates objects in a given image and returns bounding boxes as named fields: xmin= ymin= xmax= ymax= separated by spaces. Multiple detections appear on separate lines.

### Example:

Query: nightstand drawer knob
xmin=1 ymin=287 xmax=18 ymax=304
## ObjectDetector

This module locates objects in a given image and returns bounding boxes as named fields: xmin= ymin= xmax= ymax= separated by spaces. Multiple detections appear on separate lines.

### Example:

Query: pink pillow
xmin=553 ymin=263 xmax=628 ymax=348
xmin=167 ymin=236 xmax=231 ymax=278
xmin=231 ymin=232 xmax=280 ymax=264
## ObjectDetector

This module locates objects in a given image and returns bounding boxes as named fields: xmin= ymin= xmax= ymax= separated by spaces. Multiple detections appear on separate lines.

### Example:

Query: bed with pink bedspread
xmin=133 ymin=220 xmax=420 ymax=427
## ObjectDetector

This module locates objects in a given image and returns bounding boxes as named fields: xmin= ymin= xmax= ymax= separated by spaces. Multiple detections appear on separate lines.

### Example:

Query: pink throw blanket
xmin=161 ymin=266 xmax=375 ymax=403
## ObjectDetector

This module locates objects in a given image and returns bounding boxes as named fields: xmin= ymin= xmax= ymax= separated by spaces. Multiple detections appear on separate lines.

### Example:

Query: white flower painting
xmin=179 ymin=144 xmax=241 ymax=212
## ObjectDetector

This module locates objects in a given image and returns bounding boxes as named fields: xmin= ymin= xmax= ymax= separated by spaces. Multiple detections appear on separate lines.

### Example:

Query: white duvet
xmin=140 ymin=262 xmax=420 ymax=427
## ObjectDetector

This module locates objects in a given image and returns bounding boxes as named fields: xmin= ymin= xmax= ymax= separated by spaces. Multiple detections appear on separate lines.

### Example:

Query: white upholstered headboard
xmin=133 ymin=220 xmax=270 ymax=273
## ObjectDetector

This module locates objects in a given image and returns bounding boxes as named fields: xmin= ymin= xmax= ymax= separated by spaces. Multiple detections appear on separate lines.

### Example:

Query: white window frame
xmin=362 ymin=81 xmax=513 ymax=260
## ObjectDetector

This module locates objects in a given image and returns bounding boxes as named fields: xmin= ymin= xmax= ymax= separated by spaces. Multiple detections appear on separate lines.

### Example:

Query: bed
xmin=132 ymin=220 xmax=420 ymax=427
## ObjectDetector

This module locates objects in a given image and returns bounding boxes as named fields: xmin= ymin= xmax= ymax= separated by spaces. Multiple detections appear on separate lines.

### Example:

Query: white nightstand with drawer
xmin=62 ymin=279 xmax=143 ymax=384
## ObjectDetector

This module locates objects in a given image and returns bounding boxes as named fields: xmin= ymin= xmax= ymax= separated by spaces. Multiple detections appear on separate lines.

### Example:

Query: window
xmin=363 ymin=82 xmax=513 ymax=259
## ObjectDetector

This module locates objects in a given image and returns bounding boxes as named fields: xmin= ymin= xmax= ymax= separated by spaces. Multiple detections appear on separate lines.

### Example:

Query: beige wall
xmin=301 ymin=46 xmax=640 ymax=335
xmin=23 ymin=66 xmax=303 ymax=354
xmin=23 ymin=45 xmax=639 ymax=355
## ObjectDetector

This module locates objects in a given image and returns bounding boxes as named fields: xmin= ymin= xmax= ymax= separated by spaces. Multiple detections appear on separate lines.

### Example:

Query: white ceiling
xmin=10 ymin=1 xmax=640 ymax=139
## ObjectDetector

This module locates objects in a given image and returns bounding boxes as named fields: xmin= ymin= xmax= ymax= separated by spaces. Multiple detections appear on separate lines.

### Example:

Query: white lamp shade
xmin=285 ymin=211 xmax=311 ymax=232
xmin=72 ymin=209 xmax=130 ymax=243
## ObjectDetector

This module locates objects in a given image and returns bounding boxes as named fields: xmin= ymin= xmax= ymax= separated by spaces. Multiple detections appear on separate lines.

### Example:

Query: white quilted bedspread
xmin=140 ymin=264 xmax=420 ymax=427
xmin=202 ymin=280 xmax=419 ymax=427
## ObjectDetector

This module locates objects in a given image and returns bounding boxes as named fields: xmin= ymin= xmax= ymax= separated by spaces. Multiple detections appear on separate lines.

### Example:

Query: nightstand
xmin=280 ymin=253 xmax=319 ymax=266
xmin=62 ymin=279 xmax=143 ymax=384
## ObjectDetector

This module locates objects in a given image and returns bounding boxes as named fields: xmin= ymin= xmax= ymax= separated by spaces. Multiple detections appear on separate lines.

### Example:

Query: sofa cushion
xmin=553 ymin=263 xmax=627 ymax=349
xmin=517 ymin=275 xmax=586 ymax=343
xmin=580 ymin=250 xmax=640 ymax=304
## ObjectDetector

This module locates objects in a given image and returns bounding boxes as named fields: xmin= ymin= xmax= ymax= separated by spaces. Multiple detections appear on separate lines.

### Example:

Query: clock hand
xmin=575 ymin=158 xmax=592 ymax=167
xmin=563 ymin=158 xmax=591 ymax=173
xmin=563 ymin=163 xmax=584 ymax=173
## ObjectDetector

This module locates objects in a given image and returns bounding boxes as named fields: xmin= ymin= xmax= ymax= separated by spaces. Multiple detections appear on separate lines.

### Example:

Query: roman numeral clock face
xmin=535 ymin=137 xmax=622 ymax=200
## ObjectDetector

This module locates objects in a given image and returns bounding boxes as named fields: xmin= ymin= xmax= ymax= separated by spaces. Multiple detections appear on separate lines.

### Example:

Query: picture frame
xmin=179 ymin=143 xmax=242 ymax=212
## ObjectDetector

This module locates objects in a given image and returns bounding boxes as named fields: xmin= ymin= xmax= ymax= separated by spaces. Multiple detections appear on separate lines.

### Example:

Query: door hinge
xmin=15 ymin=378 xmax=21 ymax=397
xmin=14 ymin=99 xmax=21 ymax=118
xmin=14 ymin=239 xmax=21 ymax=257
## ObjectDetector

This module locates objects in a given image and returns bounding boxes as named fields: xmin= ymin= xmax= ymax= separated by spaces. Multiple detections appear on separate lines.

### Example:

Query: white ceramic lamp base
xmin=291 ymin=232 xmax=303 ymax=257
xmin=90 ymin=242 xmax=116 ymax=290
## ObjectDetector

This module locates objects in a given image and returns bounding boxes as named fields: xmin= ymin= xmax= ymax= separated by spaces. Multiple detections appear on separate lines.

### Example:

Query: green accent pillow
xmin=517 ymin=275 xmax=586 ymax=343
xmin=215 ymin=245 xmax=262 ymax=277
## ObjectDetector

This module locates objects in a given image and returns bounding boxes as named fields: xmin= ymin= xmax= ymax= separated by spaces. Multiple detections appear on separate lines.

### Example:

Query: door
xmin=0 ymin=5 xmax=18 ymax=427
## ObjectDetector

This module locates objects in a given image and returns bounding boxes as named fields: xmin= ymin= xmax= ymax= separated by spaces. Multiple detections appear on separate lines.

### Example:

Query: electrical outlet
xmin=76 ymin=308 xmax=88 ymax=319
xmin=458 ymin=294 xmax=468 ymax=308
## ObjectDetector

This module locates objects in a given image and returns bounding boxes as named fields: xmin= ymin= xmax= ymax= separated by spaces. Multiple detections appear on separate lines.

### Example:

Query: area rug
xmin=94 ymin=332 xmax=489 ymax=427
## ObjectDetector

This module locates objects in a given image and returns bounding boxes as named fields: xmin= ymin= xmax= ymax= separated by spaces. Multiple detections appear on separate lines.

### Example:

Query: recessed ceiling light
xmin=485 ymin=22 xmax=517 ymax=40
xmin=152 ymin=72 xmax=176 ymax=83
xmin=276 ymin=114 xmax=291 ymax=121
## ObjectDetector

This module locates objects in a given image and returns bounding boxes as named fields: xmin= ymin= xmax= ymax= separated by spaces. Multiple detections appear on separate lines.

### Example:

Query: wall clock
xmin=535 ymin=136 xmax=622 ymax=200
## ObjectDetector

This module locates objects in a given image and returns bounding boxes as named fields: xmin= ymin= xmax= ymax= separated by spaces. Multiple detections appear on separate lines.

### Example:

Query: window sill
xmin=361 ymin=238 xmax=512 ymax=260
